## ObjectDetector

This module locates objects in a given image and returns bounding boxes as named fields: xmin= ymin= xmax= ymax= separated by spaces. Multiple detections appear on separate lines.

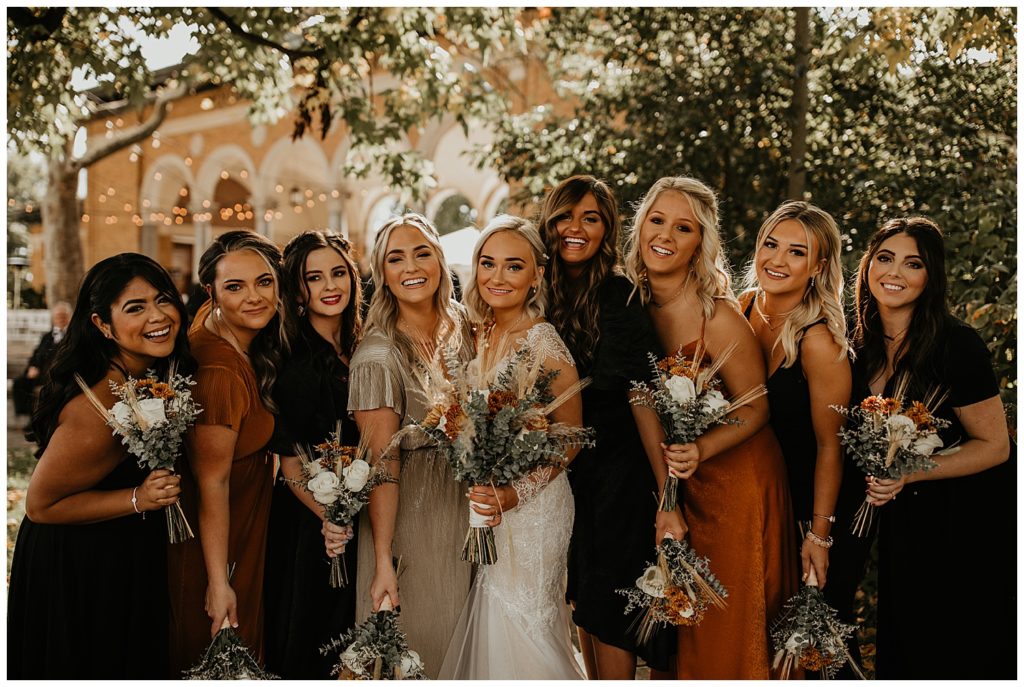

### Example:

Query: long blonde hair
xmin=364 ymin=213 xmax=463 ymax=364
xmin=623 ymin=176 xmax=735 ymax=318
xmin=742 ymin=201 xmax=849 ymax=367
xmin=463 ymin=214 xmax=549 ymax=323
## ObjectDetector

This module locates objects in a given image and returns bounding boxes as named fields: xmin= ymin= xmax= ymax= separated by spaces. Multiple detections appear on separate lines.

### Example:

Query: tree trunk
xmin=41 ymin=145 xmax=84 ymax=308
xmin=787 ymin=7 xmax=810 ymax=200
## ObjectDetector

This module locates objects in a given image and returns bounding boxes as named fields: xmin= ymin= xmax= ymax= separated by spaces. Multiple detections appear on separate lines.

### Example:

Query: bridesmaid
xmin=263 ymin=231 xmax=363 ymax=678
xmin=8 ymin=254 xmax=189 ymax=678
xmin=168 ymin=230 xmax=285 ymax=673
xmin=538 ymin=175 xmax=680 ymax=679
xmin=348 ymin=213 xmax=475 ymax=678
xmin=624 ymin=176 xmax=799 ymax=679
xmin=739 ymin=201 xmax=852 ymax=585
xmin=851 ymin=217 xmax=1012 ymax=679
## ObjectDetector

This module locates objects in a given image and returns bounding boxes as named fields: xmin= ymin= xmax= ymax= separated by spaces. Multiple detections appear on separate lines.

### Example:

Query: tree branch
xmin=73 ymin=81 xmax=190 ymax=171
xmin=207 ymin=7 xmax=322 ymax=59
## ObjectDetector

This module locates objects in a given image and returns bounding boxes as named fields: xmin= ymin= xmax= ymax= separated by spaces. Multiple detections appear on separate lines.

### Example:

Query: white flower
xmin=306 ymin=459 xmax=327 ymax=476
xmin=110 ymin=401 xmax=133 ymax=427
xmin=397 ymin=650 xmax=423 ymax=678
xmin=636 ymin=565 xmax=667 ymax=598
xmin=340 ymin=645 xmax=364 ymax=675
xmin=785 ymin=631 xmax=811 ymax=652
xmin=343 ymin=459 xmax=371 ymax=492
xmin=885 ymin=414 xmax=917 ymax=449
xmin=137 ymin=397 xmax=167 ymax=427
xmin=308 ymin=471 xmax=340 ymax=505
xmin=702 ymin=389 xmax=730 ymax=414
xmin=912 ymin=432 xmax=944 ymax=456
xmin=665 ymin=375 xmax=697 ymax=406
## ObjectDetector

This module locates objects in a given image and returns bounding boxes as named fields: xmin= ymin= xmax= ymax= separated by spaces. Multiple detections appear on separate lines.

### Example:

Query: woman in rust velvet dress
xmin=624 ymin=177 xmax=799 ymax=679
xmin=167 ymin=231 xmax=284 ymax=674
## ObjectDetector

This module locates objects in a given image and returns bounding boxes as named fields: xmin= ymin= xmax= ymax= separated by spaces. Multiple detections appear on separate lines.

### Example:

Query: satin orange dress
xmin=675 ymin=330 xmax=800 ymax=679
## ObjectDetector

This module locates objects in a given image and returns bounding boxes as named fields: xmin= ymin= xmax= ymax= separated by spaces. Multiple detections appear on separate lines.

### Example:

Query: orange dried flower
xmin=523 ymin=414 xmax=550 ymax=432
xmin=487 ymin=390 xmax=518 ymax=418
xmin=905 ymin=401 xmax=934 ymax=430
xmin=663 ymin=585 xmax=702 ymax=626
xmin=422 ymin=403 xmax=445 ymax=429
xmin=799 ymin=647 xmax=835 ymax=671
xmin=859 ymin=396 xmax=885 ymax=413
xmin=442 ymin=404 xmax=465 ymax=441
xmin=149 ymin=382 xmax=175 ymax=399
xmin=880 ymin=397 xmax=901 ymax=415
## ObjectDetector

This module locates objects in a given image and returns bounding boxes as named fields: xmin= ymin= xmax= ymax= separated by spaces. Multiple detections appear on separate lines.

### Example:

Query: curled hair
xmin=281 ymin=230 xmax=363 ymax=359
xmin=364 ymin=213 xmax=463 ymax=364
xmin=623 ymin=176 xmax=735 ymax=318
xmin=29 ymin=254 xmax=194 ymax=456
xmin=197 ymin=230 xmax=286 ymax=412
xmin=537 ymin=175 xmax=621 ymax=370
xmin=853 ymin=216 xmax=950 ymax=387
xmin=463 ymin=214 xmax=548 ymax=323
xmin=742 ymin=201 xmax=849 ymax=367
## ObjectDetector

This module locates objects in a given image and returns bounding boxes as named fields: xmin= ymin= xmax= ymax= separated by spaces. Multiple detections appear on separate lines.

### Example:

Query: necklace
xmin=754 ymin=292 xmax=797 ymax=332
xmin=651 ymin=275 xmax=689 ymax=309
xmin=398 ymin=315 xmax=437 ymax=352
xmin=482 ymin=309 xmax=528 ymax=351
xmin=884 ymin=326 xmax=909 ymax=343
xmin=214 ymin=307 xmax=249 ymax=358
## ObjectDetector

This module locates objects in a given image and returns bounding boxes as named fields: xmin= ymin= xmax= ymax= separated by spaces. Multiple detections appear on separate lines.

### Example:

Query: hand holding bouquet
xmin=76 ymin=364 xmax=201 ymax=543
xmin=630 ymin=343 xmax=766 ymax=511
xmin=320 ymin=596 xmax=426 ymax=680
xmin=405 ymin=346 xmax=594 ymax=564
xmin=832 ymin=382 xmax=950 ymax=536
xmin=770 ymin=568 xmax=865 ymax=679
xmin=616 ymin=535 xmax=728 ymax=644
xmin=295 ymin=432 xmax=395 ymax=588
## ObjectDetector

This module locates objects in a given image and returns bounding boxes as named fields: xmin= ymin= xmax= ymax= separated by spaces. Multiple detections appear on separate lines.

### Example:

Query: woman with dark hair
xmin=168 ymin=230 xmax=286 ymax=673
xmin=538 ymin=175 xmax=679 ymax=678
xmin=8 ymin=254 xmax=191 ymax=678
xmin=263 ymin=230 xmax=363 ymax=678
xmin=850 ymin=217 xmax=1012 ymax=679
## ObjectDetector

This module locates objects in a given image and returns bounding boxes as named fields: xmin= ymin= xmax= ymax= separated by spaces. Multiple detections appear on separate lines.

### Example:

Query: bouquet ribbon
xmin=468 ymin=502 xmax=492 ymax=528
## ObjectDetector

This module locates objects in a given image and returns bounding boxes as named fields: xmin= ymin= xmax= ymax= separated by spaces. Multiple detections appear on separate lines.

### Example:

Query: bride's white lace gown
xmin=438 ymin=323 xmax=585 ymax=680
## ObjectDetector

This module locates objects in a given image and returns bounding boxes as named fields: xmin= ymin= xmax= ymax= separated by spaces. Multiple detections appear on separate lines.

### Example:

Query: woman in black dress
xmin=852 ymin=217 xmax=1013 ymax=679
xmin=263 ymin=231 xmax=364 ymax=678
xmin=8 ymin=254 xmax=191 ymax=678
xmin=538 ymin=175 xmax=680 ymax=678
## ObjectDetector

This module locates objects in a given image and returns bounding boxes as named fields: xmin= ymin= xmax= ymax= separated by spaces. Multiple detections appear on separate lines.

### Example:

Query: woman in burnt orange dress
xmin=167 ymin=230 xmax=285 ymax=674
xmin=624 ymin=177 xmax=799 ymax=679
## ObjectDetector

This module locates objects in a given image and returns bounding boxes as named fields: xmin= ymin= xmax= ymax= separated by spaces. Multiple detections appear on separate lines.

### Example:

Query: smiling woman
xmin=167 ymin=230 xmax=285 ymax=675
xmin=8 ymin=254 xmax=193 ymax=679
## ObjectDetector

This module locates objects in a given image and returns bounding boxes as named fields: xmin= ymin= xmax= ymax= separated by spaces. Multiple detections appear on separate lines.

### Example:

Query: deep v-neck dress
xmin=672 ymin=315 xmax=799 ymax=679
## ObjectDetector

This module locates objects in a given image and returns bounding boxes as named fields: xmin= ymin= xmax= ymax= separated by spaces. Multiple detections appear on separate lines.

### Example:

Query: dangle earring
xmin=297 ymin=304 xmax=306 ymax=317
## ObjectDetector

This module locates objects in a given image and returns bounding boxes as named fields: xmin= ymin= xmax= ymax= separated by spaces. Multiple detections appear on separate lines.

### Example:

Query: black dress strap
xmin=801 ymin=317 xmax=829 ymax=333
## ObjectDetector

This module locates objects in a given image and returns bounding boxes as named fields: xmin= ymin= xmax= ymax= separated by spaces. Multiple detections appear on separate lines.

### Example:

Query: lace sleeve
xmin=511 ymin=465 xmax=557 ymax=509
xmin=525 ymin=323 xmax=575 ymax=368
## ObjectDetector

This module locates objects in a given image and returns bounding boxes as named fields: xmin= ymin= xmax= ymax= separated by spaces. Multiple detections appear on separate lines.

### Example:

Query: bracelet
xmin=813 ymin=513 xmax=836 ymax=523
xmin=805 ymin=531 xmax=833 ymax=549
xmin=131 ymin=486 xmax=143 ymax=517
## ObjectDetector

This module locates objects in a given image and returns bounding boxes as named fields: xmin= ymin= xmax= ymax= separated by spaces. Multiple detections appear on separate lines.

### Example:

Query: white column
xmin=327 ymin=199 xmax=345 ymax=237
xmin=140 ymin=222 xmax=158 ymax=258
xmin=192 ymin=219 xmax=212 ymax=278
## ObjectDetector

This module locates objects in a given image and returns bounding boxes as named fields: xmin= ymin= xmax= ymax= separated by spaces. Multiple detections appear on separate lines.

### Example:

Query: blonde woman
xmin=439 ymin=216 xmax=585 ymax=679
xmin=347 ymin=213 xmax=474 ymax=678
xmin=624 ymin=177 xmax=798 ymax=679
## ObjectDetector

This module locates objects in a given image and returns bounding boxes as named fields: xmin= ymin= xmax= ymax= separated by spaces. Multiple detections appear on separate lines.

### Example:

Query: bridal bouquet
xmin=184 ymin=618 xmax=279 ymax=680
xmin=320 ymin=597 xmax=425 ymax=680
xmin=404 ymin=346 xmax=594 ymax=564
xmin=76 ymin=364 xmax=201 ymax=543
xmin=831 ymin=384 xmax=949 ymax=536
xmin=617 ymin=536 xmax=728 ymax=644
xmin=295 ymin=431 xmax=395 ymax=588
xmin=630 ymin=343 xmax=766 ymax=511
xmin=770 ymin=570 xmax=864 ymax=679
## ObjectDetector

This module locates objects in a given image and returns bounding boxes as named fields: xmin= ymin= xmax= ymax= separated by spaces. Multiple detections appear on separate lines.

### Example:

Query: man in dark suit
xmin=13 ymin=302 xmax=71 ymax=422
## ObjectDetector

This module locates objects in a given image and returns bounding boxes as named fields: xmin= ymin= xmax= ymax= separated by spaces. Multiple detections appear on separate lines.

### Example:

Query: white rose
xmin=110 ymin=401 xmax=133 ymax=427
xmin=665 ymin=375 xmax=697 ymax=406
xmin=137 ymin=397 xmax=167 ymax=427
xmin=308 ymin=471 xmax=340 ymax=505
xmin=306 ymin=459 xmax=327 ymax=476
xmin=343 ymin=459 xmax=371 ymax=492
xmin=636 ymin=565 xmax=667 ymax=598
xmin=885 ymin=414 xmax=917 ymax=449
xmin=340 ymin=645 xmax=364 ymax=675
xmin=702 ymin=389 xmax=730 ymax=414
xmin=397 ymin=650 xmax=423 ymax=678
xmin=912 ymin=432 xmax=944 ymax=457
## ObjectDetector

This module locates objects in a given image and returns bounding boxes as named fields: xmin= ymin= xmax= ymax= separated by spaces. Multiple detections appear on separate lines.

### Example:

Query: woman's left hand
xmin=322 ymin=521 xmax=353 ymax=558
xmin=662 ymin=441 xmax=700 ymax=479
xmin=468 ymin=485 xmax=517 ymax=526
xmin=801 ymin=535 xmax=830 ymax=589
xmin=865 ymin=475 xmax=908 ymax=506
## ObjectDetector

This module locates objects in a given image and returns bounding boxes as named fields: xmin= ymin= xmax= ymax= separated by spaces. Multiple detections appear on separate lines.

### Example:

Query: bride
xmin=438 ymin=215 xmax=586 ymax=680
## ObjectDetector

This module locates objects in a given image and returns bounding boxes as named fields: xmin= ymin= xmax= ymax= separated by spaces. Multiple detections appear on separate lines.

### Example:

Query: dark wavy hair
xmin=853 ymin=216 xmax=950 ymax=388
xmin=537 ymin=175 xmax=622 ymax=370
xmin=28 ymin=253 xmax=194 ymax=456
xmin=281 ymin=230 xmax=363 ymax=359
xmin=197 ymin=230 xmax=286 ymax=412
